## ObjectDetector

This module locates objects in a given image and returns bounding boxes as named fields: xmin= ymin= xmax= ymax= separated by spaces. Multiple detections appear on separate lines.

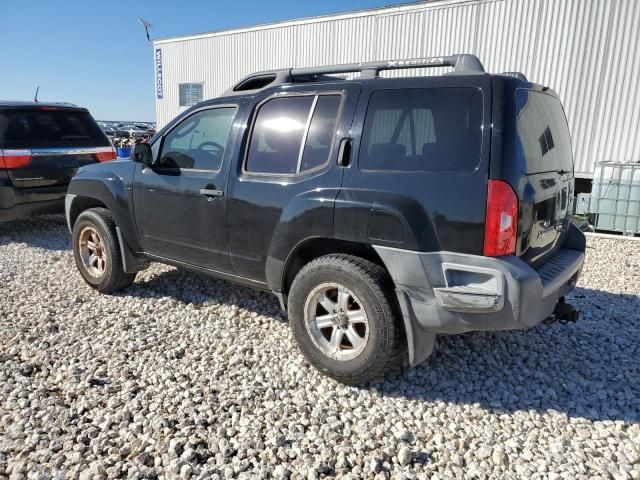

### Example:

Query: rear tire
xmin=72 ymin=208 xmax=136 ymax=293
xmin=288 ymin=254 xmax=404 ymax=384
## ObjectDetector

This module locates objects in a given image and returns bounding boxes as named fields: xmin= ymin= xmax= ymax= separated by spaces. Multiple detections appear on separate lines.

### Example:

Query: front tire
xmin=288 ymin=254 xmax=404 ymax=384
xmin=72 ymin=208 xmax=136 ymax=293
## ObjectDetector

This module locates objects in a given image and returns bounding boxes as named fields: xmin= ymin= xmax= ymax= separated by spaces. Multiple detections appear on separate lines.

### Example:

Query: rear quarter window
xmin=359 ymin=88 xmax=483 ymax=173
xmin=515 ymin=89 xmax=573 ymax=174
xmin=0 ymin=108 xmax=109 ymax=149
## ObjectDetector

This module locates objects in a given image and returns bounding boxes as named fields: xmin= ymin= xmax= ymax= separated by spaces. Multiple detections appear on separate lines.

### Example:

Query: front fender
xmin=66 ymin=160 xmax=142 ymax=252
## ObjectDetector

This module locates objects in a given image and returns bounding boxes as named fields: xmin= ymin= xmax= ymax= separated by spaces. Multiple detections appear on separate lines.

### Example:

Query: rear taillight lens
xmin=483 ymin=179 xmax=518 ymax=256
xmin=95 ymin=146 xmax=117 ymax=162
xmin=0 ymin=149 xmax=32 ymax=169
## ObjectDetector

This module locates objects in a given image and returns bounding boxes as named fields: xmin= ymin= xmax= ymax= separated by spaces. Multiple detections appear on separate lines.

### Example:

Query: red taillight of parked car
xmin=483 ymin=179 xmax=518 ymax=257
xmin=0 ymin=149 xmax=32 ymax=169
xmin=95 ymin=146 xmax=117 ymax=162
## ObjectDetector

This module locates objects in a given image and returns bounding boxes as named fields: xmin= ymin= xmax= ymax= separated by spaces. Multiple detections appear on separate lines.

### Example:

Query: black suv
xmin=0 ymin=101 xmax=115 ymax=222
xmin=65 ymin=55 xmax=585 ymax=384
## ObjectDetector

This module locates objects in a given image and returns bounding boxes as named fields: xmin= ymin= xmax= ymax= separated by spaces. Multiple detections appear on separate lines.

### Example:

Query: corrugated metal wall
xmin=154 ymin=0 xmax=640 ymax=178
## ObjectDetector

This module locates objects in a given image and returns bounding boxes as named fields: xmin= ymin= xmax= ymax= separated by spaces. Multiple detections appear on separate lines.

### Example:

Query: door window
xmin=301 ymin=95 xmax=342 ymax=172
xmin=245 ymin=94 xmax=342 ymax=175
xmin=158 ymin=107 xmax=236 ymax=171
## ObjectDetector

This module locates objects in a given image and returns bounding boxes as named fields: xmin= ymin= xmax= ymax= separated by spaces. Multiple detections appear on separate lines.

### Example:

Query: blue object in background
xmin=117 ymin=147 xmax=132 ymax=158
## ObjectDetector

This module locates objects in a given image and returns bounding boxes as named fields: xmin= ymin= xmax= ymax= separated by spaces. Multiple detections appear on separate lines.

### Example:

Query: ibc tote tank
xmin=590 ymin=161 xmax=640 ymax=235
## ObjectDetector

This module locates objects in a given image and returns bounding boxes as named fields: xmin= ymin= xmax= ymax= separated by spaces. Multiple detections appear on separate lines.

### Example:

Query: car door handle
xmin=337 ymin=138 xmax=352 ymax=167
xmin=200 ymin=188 xmax=224 ymax=198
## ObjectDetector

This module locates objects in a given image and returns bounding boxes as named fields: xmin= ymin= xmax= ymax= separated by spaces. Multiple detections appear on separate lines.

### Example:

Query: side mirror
xmin=133 ymin=143 xmax=154 ymax=165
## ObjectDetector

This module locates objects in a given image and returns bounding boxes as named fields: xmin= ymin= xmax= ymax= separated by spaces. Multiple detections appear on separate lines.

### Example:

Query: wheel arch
xmin=67 ymin=196 xmax=149 ymax=274
xmin=280 ymin=237 xmax=387 ymax=298
xmin=281 ymin=238 xmax=437 ymax=368
xmin=67 ymin=196 xmax=108 ymax=230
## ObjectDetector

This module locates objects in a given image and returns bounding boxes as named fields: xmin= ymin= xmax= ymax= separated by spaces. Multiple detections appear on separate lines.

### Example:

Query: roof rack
xmin=291 ymin=54 xmax=485 ymax=78
xmin=224 ymin=54 xmax=485 ymax=96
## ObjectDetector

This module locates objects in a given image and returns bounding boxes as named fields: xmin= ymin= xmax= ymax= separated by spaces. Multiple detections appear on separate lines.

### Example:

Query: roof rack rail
xmin=290 ymin=54 xmax=485 ymax=78
xmin=500 ymin=71 xmax=528 ymax=81
xmin=224 ymin=54 xmax=485 ymax=96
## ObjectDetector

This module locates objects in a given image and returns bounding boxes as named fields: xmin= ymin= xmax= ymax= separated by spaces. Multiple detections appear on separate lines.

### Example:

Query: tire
xmin=72 ymin=207 xmax=136 ymax=294
xmin=288 ymin=254 xmax=405 ymax=384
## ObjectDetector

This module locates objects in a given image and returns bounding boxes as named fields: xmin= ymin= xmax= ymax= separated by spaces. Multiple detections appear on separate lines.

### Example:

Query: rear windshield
xmin=515 ymin=89 xmax=573 ymax=174
xmin=0 ymin=108 xmax=109 ymax=148
xmin=359 ymin=88 xmax=483 ymax=173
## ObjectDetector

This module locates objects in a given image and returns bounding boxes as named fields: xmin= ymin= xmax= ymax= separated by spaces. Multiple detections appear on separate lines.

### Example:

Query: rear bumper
xmin=0 ymin=181 xmax=67 ymax=222
xmin=375 ymin=225 xmax=586 ymax=365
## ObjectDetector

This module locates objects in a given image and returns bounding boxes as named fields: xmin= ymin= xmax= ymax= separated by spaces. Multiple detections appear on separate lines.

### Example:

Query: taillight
xmin=95 ymin=146 xmax=117 ymax=162
xmin=483 ymin=179 xmax=518 ymax=256
xmin=0 ymin=149 xmax=32 ymax=169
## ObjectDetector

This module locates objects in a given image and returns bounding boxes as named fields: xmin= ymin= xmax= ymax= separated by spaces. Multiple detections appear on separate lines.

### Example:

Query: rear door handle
xmin=337 ymin=138 xmax=352 ymax=167
xmin=200 ymin=188 xmax=224 ymax=198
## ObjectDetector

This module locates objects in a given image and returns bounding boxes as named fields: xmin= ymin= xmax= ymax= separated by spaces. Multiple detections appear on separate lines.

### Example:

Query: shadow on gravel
xmin=374 ymin=286 xmax=640 ymax=424
xmin=0 ymin=214 xmax=70 ymax=251
xmin=124 ymin=267 xmax=639 ymax=424
xmin=125 ymin=267 xmax=286 ymax=321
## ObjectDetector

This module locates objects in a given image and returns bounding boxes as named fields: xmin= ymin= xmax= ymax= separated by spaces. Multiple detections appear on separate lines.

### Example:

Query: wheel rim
xmin=78 ymin=226 xmax=108 ymax=278
xmin=303 ymin=283 xmax=369 ymax=361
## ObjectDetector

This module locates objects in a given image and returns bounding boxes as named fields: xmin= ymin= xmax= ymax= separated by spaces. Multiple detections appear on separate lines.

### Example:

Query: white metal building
xmin=153 ymin=0 xmax=640 ymax=179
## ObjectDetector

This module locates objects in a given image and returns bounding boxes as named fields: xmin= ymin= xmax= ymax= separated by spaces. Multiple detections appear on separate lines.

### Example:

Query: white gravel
xmin=0 ymin=215 xmax=638 ymax=479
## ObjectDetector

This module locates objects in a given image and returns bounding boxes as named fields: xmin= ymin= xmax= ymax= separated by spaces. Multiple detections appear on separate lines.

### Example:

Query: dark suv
xmin=0 ymin=101 xmax=115 ymax=222
xmin=65 ymin=55 xmax=585 ymax=384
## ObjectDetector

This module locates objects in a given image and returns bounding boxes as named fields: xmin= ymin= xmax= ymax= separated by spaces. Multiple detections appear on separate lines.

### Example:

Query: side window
xmin=301 ymin=95 xmax=342 ymax=171
xmin=359 ymin=88 xmax=483 ymax=173
xmin=159 ymin=107 xmax=236 ymax=170
xmin=245 ymin=94 xmax=342 ymax=175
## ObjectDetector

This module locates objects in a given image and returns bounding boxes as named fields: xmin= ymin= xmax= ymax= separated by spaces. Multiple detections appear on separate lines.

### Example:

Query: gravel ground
xmin=0 ymin=215 xmax=638 ymax=480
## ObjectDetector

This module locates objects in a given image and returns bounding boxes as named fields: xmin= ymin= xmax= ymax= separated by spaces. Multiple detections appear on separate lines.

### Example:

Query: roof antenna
xmin=138 ymin=18 xmax=153 ymax=42
xmin=34 ymin=86 xmax=40 ymax=103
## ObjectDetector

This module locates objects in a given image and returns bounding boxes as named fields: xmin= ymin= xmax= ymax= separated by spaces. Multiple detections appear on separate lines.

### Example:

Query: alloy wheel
xmin=303 ymin=282 xmax=370 ymax=361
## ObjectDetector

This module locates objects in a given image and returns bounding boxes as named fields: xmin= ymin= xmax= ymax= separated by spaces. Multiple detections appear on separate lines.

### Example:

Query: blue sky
xmin=0 ymin=0 xmax=410 ymax=122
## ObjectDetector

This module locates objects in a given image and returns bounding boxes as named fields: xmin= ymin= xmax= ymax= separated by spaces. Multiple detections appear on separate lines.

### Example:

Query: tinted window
xmin=246 ymin=95 xmax=342 ymax=175
xmin=359 ymin=88 xmax=483 ymax=173
xmin=0 ymin=108 xmax=109 ymax=148
xmin=516 ymin=89 xmax=573 ymax=174
xmin=246 ymin=96 xmax=314 ymax=175
xmin=179 ymin=83 xmax=204 ymax=107
xmin=300 ymin=95 xmax=342 ymax=171
xmin=159 ymin=107 xmax=236 ymax=170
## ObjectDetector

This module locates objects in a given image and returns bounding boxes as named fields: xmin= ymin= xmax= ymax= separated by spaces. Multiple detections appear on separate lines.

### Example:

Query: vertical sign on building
xmin=155 ymin=48 xmax=163 ymax=99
